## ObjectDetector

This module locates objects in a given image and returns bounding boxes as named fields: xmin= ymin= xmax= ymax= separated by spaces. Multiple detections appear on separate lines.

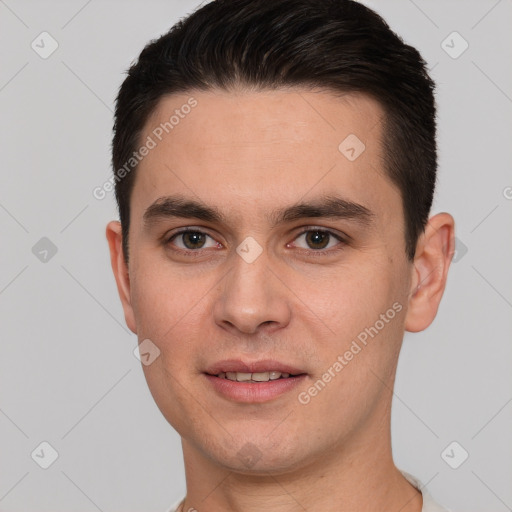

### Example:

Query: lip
xmin=204 ymin=359 xmax=308 ymax=403
xmin=205 ymin=374 xmax=307 ymax=403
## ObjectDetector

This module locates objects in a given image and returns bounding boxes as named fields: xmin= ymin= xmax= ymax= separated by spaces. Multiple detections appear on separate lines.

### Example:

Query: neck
xmin=178 ymin=415 xmax=422 ymax=512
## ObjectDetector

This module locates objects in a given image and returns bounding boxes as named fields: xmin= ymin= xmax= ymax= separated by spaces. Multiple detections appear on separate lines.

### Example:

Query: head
xmin=107 ymin=0 xmax=454 ymax=474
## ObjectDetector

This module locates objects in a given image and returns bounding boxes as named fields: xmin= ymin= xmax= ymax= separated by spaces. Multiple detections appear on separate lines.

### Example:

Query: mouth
xmin=214 ymin=370 xmax=299 ymax=382
xmin=204 ymin=360 xmax=307 ymax=403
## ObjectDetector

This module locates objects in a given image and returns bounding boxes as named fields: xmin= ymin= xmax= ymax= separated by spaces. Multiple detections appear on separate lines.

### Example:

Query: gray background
xmin=0 ymin=0 xmax=511 ymax=511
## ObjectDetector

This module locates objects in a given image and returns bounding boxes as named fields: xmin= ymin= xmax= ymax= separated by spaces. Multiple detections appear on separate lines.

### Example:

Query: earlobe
xmin=405 ymin=213 xmax=455 ymax=333
xmin=105 ymin=221 xmax=137 ymax=334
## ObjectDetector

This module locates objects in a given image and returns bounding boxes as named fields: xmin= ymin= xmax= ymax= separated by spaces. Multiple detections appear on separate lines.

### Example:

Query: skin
xmin=106 ymin=88 xmax=455 ymax=512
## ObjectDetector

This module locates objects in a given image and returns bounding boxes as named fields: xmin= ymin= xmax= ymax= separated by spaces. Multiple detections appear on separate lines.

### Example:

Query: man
xmin=106 ymin=0 xmax=455 ymax=510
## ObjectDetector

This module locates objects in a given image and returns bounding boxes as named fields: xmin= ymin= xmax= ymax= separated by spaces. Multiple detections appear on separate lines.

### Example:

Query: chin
xmin=202 ymin=430 xmax=310 ymax=475
xmin=220 ymin=450 xmax=306 ymax=476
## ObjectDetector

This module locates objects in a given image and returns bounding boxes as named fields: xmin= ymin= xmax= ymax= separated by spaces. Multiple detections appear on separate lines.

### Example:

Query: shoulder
xmin=400 ymin=470 xmax=452 ymax=512
xmin=166 ymin=497 xmax=185 ymax=512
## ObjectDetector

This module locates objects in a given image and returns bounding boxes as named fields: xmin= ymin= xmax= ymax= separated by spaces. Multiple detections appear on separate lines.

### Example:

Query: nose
xmin=213 ymin=244 xmax=292 ymax=335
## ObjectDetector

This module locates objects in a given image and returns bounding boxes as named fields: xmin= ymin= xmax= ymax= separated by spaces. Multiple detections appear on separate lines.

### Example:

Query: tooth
xmin=222 ymin=371 xmax=292 ymax=382
xmin=252 ymin=372 xmax=270 ymax=382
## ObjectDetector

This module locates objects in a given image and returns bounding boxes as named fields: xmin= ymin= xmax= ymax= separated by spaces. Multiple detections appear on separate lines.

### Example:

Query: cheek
xmin=308 ymin=254 xmax=408 ymax=377
xmin=129 ymin=257 xmax=219 ymax=386
xmin=294 ymin=267 xmax=407 ymax=434
xmin=129 ymin=255 xmax=209 ymax=340
xmin=303 ymin=258 xmax=402 ymax=333
xmin=131 ymin=265 xmax=213 ymax=431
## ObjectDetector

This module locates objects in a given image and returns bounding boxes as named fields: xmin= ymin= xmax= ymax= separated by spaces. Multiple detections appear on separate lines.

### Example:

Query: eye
xmin=167 ymin=229 xmax=220 ymax=250
xmin=291 ymin=229 xmax=344 ymax=251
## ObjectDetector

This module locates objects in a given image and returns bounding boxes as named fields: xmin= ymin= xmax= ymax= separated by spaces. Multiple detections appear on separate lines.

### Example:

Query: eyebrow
xmin=269 ymin=195 xmax=374 ymax=227
xmin=143 ymin=194 xmax=374 ymax=229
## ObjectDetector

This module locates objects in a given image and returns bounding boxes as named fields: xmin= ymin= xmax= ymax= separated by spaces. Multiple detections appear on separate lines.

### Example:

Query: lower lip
xmin=204 ymin=374 xmax=307 ymax=403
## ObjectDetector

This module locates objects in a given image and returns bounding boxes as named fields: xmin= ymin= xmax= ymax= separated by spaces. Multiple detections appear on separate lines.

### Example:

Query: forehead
xmin=131 ymin=87 xmax=400 ymax=226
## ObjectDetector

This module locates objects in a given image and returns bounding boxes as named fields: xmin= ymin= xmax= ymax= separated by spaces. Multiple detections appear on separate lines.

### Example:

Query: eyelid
xmin=287 ymin=228 xmax=347 ymax=257
xmin=163 ymin=226 xmax=222 ymax=250
xmin=291 ymin=225 xmax=349 ymax=243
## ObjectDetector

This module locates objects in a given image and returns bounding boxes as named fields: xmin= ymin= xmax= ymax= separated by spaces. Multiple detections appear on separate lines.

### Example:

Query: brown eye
xmin=168 ymin=230 xmax=219 ymax=250
xmin=305 ymin=230 xmax=330 ymax=249
xmin=293 ymin=229 xmax=342 ymax=251
xmin=181 ymin=231 xmax=207 ymax=249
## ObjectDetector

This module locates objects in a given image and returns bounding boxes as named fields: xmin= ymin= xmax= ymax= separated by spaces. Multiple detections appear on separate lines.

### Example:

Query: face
xmin=107 ymin=88 xmax=450 ymax=475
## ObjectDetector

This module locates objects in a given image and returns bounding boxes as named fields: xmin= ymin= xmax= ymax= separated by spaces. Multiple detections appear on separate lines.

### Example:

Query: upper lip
xmin=205 ymin=359 xmax=306 ymax=375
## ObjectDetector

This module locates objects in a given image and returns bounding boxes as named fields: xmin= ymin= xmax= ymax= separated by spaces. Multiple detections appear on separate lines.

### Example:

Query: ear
xmin=106 ymin=221 xmax=137 ymax=334
xmin=405 ymin=213 xmax=455 ymax=333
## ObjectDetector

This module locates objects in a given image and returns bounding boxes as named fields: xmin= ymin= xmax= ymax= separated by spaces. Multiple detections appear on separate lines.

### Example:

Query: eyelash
xmin=164 ymin=227 xmax=347 ymax=257
xmin=289 ymin=228 xmax=346 ymax=255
